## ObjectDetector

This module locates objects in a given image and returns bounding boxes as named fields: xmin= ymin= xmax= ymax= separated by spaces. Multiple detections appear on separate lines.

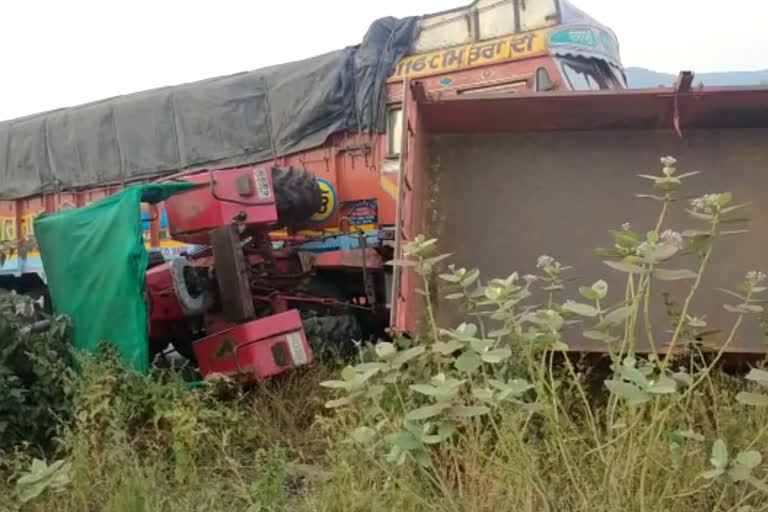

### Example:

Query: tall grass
xmin=5 ymin=155 xmax=768 ymax=511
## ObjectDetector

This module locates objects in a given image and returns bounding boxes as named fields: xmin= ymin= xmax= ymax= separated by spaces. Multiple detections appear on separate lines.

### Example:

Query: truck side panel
xmin=427 ymin=128 xmax=768 ymax=354
xmin=393 ymin=83 xmax=430 ymax=335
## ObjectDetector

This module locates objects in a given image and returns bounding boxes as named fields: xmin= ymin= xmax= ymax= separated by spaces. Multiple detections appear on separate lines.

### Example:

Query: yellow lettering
xmin=388 ymin=28 xmax=548 ymax=83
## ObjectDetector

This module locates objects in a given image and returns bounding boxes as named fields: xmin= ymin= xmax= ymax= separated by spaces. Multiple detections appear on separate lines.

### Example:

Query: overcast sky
xmin=2 ymin=0 xmax=766 ymax=121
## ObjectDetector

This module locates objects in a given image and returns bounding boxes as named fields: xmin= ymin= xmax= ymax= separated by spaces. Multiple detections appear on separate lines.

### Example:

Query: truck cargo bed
xmin=393 ymin=80 xmax=768 ymax=355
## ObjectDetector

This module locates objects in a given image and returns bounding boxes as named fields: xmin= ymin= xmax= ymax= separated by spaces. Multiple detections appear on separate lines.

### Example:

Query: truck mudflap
xmin=193 ymin=309 xmax=313 ymax=381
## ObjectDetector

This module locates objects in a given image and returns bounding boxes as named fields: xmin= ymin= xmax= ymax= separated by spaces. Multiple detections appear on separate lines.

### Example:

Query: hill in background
xmin=625 ymin=67 xmax=768 ymax=88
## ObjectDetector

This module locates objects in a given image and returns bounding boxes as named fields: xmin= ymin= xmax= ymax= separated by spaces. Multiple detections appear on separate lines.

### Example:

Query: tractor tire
xmin=271 ymin=167 xmax=322 ymax=227
xmin=302 ymin=314 xmax=362 ymax=354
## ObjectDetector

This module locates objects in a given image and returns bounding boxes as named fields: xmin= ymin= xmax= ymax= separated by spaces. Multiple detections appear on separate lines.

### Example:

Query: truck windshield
xmin=558 ymin=56 xmax=622 ymax=91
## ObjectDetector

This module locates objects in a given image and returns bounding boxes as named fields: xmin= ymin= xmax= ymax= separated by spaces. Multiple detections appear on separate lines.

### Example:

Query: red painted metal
xmin=192 ymin=309 xmax=312 ymax=381
xmin=312 ymin=248 xmax=383 ymax=269
xmin=145 ymin=262 xmax=185 ymax=324
xmin=393 ymin=80 xmax=429 ymax=335
xmin=164 ymin=166 xmax=278 ymax=245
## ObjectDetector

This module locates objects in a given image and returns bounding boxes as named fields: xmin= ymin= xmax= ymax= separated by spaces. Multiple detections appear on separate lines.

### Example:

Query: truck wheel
xmin=271 ymin=167 xmax=322 ymax=227
xmin=169 ymin=258 xmax=215 ymax=316
xmin=302 ymin=314 xmax=362 ymax=354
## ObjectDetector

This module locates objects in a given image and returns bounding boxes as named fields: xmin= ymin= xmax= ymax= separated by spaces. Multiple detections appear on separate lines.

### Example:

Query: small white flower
xmin=537 ymin=255 xmax=555 ymax=269
xmin=660 ymin=156 xmax=677 ymax=167
xmin=690 ymin=193 xmax=720 ymax=214
xmin=523 ymin=274 xmax=539 ymax=284
xmin=660 ymin=229 xmax=683 ymax=250
xmin=635 ymin=241 xmax=650 ymax=257
xmin=621 ymin=222 xmax=631 ymax=231
xmin=746 ymin=271 xmax=767 ymax=283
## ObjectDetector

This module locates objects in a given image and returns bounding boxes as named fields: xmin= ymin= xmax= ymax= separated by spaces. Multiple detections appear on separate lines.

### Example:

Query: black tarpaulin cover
xmin=0 ymin=16 xmax=418 ymax=200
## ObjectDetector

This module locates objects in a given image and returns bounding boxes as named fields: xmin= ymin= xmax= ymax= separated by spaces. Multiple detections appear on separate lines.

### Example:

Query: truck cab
xmin=384 ymin=0 xmax=625 ymax=160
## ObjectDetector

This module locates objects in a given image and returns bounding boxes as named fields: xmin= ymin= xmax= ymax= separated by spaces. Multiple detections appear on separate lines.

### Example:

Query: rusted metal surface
xmin=418 ymin=85 xmax=768 ymax=134
xmin=427 ymin=128 xmax=768 ymax=354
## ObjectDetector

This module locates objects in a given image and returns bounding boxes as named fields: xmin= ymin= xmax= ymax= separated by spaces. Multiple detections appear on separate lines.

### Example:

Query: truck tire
xmin=271 ymin=167 xmax=322 ymax=227
xmin=169 ymin=258 xmax=215 ymax=316
xmin=302 ymin=314 xmax=362 ymax=354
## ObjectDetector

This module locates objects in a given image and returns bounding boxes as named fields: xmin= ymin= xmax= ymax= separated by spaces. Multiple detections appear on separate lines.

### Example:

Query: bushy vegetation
xmin=0 ymin=291 xmax=72 ymax=454
xmin=5 ymin=156 xmax=768 ymax=511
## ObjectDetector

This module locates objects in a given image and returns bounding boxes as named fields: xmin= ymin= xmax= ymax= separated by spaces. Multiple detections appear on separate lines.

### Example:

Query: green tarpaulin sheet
xmin=34 ymin=183 xmax=196 ymax=373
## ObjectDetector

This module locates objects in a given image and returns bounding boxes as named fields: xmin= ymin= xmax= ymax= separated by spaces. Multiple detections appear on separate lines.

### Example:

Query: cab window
xmin=387 ymin=107 xmax=403 ymax=158
xmin=559 ymin=56 xmax=622 ymax=91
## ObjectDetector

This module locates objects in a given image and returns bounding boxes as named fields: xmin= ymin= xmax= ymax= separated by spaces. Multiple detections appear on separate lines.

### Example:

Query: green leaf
xmin=717 ymin=288 xmax=745 ymax=301
xmin=15 ymin=459 xmax=71 ymax=503
xmin=622 ymin=368 xmax=649 ymax=391
xmin=406 ymin=403 xmax=450 ymax=421
xmin=579 ymin=286 xmax=599 ymax=301
xmin=603 ymin=260 xmax=643 ymax=274
xmin=687 ymin=209 xmax=714 ymax=222
xmin=375 ymin=342 xmax=397 ymax=361
xmin=711 ymin=439 xmax=729 ymax=469
xmin=682 ymin=229 xmax=712 ymax=238
xmin=562 ymin=302 xmax=599 ymax=318
xmin=319 ymin=380 xmax=350 ymax=390
xmin=412 ymin=450 xmax=433 ymax=468
xmin=700 ymin=468 xmax=725 ymax=480
xmin=654 ymin=268 xmax=697 ymax=281
xmin=602 ymin=306 xmax=634 ymax=327
xmin=634 ymin=193 xmax=664 ymax=201
xmin=445 ymin=405 xmax=490 ymax=418
xmin=748 ymin=476 xmax=768 ymax=492
xmin=391 ymin=346 xmax=426 ymax=368
xmin=737 ymin=451 xmax=762 ymax=469
xmin=647 ymin=376 xmax=677 ymax=395
xmin=354 ymin=362 xmax=387 ymax=372
xmin=439 ymin=273 xmax=461 ymax=283
xmin=472 ymin=387 xmax=495 ymax=403
xmin=724 ymin=304 xmax=764 ymax=314
xmin=671 ymin=372 xmax=693 ymax=387
xmin=721 ymin=202 xmax=750 ymax=214
xmin=728 ymin=464 xmax=752 ymax=482
xmin=454 ymin=351 xmax=482 ymax=374
xmin=746 ymin=369 xmax=768 ymax=386
xmin=341 ymin=366 xmax=357 ymax=381
xmin=649 ymin=243 xmax=678 ymax=261
xmin=350 ymin=427 xmax=377 ymax=445
xmin=481 ymin=347 xmax=512 ymax=364
xmin=425 ymin=253 xmax=453 ymax=266
xmin=583 ymin=330 xmax=616 ymax=342
xmin=717 ymin=192 xmax=733 ymax=207
xmin=325 ymin=396 xmax=355 ymax=408
xmin=491 ymin=378 xmax=534 ymax=397
xmin=386 ymin=432 xmax=421 ymax=451
xmin=409 ymin=384 xmax=443 ymax=397
xmin=432 ymin=340 xmax=464 ymax=356
xmin=736 ymin=392 xmax=768 ymax=407
xmin=720 ymin=217 xmax=750 ymax=225
xmin=604 ymin=380 xmax=650 ymax=406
